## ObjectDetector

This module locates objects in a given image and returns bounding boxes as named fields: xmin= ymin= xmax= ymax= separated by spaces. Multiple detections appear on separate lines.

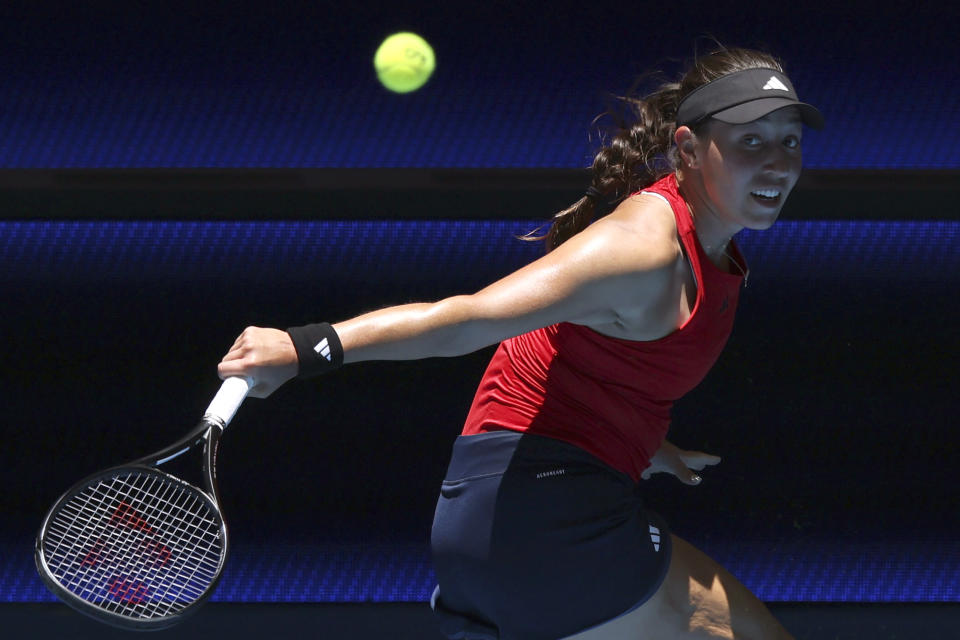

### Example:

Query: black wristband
xmin=285 ymin=322 xmax=344 ymax=379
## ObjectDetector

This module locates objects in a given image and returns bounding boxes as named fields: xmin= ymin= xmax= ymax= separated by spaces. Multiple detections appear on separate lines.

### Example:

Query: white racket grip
xmin=203 ymin=377 xmax=253 ymax=429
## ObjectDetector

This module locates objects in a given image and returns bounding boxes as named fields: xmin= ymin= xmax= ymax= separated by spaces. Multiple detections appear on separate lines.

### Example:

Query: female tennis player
xmin=219 ymin=46 xmax=822 ymax=639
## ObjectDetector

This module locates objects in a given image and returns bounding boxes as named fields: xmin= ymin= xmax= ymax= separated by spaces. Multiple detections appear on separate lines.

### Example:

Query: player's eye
xmin=784 ymin=136 xmax=801 ymax=150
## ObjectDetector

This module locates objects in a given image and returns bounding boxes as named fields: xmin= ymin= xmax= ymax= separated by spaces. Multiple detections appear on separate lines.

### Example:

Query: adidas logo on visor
xmin=763 ymin=76 xmax=789 ymax=91
xmin=314 ymin=338 xmax=332 ymax=361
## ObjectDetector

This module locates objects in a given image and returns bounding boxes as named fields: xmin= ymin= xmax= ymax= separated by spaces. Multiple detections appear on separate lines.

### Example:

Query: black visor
xmin=676 ymin=68 xmax=824 ymax=130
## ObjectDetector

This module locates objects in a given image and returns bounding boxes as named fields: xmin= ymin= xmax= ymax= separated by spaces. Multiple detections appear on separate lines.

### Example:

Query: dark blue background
xmin=0 ymin=0 xmax=957 ymax=168
xmin=1 ymin=0 xmax=957 ymax=609
xmin=2 ymin=219 xmax=958 ymax=603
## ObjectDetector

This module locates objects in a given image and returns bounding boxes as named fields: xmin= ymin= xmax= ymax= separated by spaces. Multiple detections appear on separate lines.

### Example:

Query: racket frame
xmin=35 ymin=378 xmax=248 ymax=630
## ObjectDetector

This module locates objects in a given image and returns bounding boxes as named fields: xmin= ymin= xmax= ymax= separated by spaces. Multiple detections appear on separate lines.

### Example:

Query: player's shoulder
xmin=613 ymin=191 xmax=680 ymax=238
xmin=586 ymin=191 xmax=682 ymax=269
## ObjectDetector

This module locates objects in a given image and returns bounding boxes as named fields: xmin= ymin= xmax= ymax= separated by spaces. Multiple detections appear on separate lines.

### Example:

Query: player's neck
xmin=676 ymin=173 xmax=739 ymax=265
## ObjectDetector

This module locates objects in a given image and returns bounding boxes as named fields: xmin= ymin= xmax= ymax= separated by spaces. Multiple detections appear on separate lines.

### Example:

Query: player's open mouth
xmin=750 ymin=189 xmax=781 ymax=204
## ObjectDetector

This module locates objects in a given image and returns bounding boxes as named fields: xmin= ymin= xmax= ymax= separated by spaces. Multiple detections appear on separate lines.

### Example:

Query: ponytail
xmin=530 ymin=46 xmax=785 ymax=252
xmin=531 ymin=81 xmax=682 ymax=252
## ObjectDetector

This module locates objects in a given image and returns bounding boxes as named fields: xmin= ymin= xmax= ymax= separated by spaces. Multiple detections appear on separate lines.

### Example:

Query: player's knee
xmin=656 ymin=537 xmax=697 ymax=614
xmin=655 ymin=536 xmax=730 ymax=636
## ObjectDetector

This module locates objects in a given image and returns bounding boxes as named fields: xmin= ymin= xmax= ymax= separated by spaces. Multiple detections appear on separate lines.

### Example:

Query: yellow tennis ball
xmin=374 ymin=32 xmax=435 ymax=94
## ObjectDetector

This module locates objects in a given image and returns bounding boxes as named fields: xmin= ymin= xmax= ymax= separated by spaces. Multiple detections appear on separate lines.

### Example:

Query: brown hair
xmin=536 ymin=47 xmax=784 ymax=252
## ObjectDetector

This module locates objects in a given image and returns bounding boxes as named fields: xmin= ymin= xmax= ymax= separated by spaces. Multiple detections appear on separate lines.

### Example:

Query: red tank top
xmin=461 ymin=174 xmax=748 ymax=481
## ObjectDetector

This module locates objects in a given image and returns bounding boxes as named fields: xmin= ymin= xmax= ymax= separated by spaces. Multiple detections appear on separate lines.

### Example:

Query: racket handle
xmin=204 ymin=377 xmax=253 ymax=429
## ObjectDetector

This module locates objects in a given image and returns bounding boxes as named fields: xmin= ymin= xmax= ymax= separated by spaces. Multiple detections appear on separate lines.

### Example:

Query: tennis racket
xmin=35 ymin=376 xmax=252 ymax=630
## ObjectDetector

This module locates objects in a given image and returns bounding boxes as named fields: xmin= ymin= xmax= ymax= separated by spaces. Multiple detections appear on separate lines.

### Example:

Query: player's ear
xmin=675 ymin=125 xmax=699 ymax=170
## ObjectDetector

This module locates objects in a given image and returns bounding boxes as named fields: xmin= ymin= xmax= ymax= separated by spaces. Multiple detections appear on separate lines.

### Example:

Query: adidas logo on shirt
xmin=763 ymin=76 xmax=789 ymax=91
xmin=314 ymin=338 xmax=332 ymax=361
xmin=649 ymin=524 xmax=662 ymax=552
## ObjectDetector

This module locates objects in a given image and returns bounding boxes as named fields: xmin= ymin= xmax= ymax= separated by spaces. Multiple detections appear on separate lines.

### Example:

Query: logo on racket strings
xmin=107 ymin=577 xmax=151 ymax=604
xmin=80 ymin=501 xmax=173 ymax=572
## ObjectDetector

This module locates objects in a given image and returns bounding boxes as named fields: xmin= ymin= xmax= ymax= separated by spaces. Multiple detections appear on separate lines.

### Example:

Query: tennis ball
xmin=374 ymin=32 xmax=435 ymax=93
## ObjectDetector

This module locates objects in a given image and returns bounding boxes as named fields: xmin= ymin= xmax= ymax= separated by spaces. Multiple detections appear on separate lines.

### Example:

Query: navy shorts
xmin=430 ymin=431 xmax=672 ymax=640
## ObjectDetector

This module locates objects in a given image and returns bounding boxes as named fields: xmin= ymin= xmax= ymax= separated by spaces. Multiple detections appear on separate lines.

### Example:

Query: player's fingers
xmin=222 ymin=328 xmax=268 ymax=361
xmin=228 ymin=331 xmax=249 ymax=352
xmin=680 ymin=452 xmax=722 ymax=470
xmin=219 ymin=336 xmax=248 ymax=363
xmin=220 ymin=348 xmax=243 ymax=362
xmin=225 ymin=326 xmax=262 ymax=355
xmin=660 ymin=452 xmax=701 ymax=485
xmin=217 ymin=358 xmax=250 ymax=380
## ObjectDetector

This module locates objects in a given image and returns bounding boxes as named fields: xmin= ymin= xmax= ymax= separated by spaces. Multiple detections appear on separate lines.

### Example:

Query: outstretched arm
xmin=218 ymin=195 xmax=681 ymax=397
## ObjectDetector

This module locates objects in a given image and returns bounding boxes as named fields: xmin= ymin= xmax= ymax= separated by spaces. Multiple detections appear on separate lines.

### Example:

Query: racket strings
xmin=40 ymin=471 xmax=225 ymax=620
xmin=46 ymin=475 xmax=220 ymax=616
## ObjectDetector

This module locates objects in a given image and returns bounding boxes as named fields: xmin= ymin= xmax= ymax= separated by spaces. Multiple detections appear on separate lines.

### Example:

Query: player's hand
xmin=641 ymin=439 xmax=721 ymax=485
xmin=218 ymin=326 xmax=299 ymax=398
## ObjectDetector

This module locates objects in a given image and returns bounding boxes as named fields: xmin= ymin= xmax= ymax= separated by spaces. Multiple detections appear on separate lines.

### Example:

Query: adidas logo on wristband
xmin=314 ymin=338 xmax=332 ymax=361
xmin=287 ymin=323 xmax=344 ymax=378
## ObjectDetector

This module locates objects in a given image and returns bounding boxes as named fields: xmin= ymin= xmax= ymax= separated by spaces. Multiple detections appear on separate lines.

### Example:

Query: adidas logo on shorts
xmin=649 ymin=524 xmax=661 ymax=552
